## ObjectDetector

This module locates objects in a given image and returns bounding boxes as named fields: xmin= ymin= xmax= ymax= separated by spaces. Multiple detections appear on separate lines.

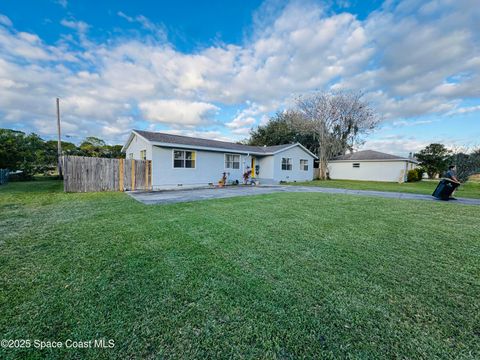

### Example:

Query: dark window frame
xmin=225 ymin=154 xmax=240 ymax=169
xmin=173 ymin=149 xmax=196 ymax=168
xmin=300 ymin=159 xmax=308 ymax=171
xmin=282 ymin=157 xmax=292 ymax=171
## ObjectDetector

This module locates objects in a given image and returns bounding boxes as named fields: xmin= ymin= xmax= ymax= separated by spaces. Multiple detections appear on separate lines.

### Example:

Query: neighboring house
xmin=122 ymin=130 xmax=317 ymax=189
xmin=328 ymin=150 xmax=418 ymax=182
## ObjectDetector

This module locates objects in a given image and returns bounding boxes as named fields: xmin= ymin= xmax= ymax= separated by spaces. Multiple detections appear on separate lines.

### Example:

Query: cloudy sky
xmin=0 ymin=0 xmax=479 ymax=155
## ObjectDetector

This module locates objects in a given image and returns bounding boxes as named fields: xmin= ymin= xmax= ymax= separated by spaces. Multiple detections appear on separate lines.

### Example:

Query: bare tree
xmin=449 ymin=145 xmax=480 ymax=182
xmin=293 ymin=91 xmax=379 ymax=179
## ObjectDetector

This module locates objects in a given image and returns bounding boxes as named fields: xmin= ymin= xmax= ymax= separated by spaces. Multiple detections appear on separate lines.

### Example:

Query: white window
xmin=282 ymin=158 xmax=292 ymax=170
xmin=300 ymin=159 xmax=308 ymax=171
xmin=173 ymin=150 xmax=196 ymax=168
xmin=129 ymin=153 xmax=133 ymax=159
xmin=225 ymin=154 xmax=240 ymax=169
xmin=353 ymin=163 xmax=360 ymax=168
xmin=140 ymin=150 xmax=146 ymax=160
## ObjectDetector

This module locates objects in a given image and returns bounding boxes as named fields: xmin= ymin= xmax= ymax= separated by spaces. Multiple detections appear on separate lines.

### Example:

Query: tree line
xmin=0 ymin=129 xmax=124 ymax=179
xmin=415 ymin=143 xmax=480 ymax=182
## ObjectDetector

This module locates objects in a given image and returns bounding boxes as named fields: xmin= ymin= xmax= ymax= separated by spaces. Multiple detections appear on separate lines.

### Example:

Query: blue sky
xmin=0 ymin=0 xmax=479 ymax=155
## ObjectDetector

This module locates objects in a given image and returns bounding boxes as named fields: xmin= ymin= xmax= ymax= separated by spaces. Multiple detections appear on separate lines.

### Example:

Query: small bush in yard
xmin=407 ymin=169 xmax=420 ymax=182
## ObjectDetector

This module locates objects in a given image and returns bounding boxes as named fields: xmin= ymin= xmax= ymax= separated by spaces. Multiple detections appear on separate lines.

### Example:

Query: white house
xmin=328 ymin=150 xmax=418 ymax=182
xmin=122 ymin=130 xmax=317 ymax=189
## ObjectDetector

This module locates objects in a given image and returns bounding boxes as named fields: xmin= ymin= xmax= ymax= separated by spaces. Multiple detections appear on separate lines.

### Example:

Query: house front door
xmin=251 ymin=157 xmax=255 ymax=178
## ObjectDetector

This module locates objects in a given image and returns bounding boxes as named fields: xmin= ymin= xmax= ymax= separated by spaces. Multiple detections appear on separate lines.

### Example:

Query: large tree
xmin=248 ymin=111 xmax=319 ymax=155
xmin=414 ymin=143 xmax=451 ymax=179
xmin=79 ymin=136 xmax=107 ymax=157
xmin=0 ymin=129 xmax=44 ymax=178
xmin=0 ymin=129 xmax=26 ymax=170
xmin=293 ymin=91 xmax=378 ymax=179
xmin=103 ymin=144 xmax=124 ymax=159
xmin=39 ymin=140 xmax=79 ymax=174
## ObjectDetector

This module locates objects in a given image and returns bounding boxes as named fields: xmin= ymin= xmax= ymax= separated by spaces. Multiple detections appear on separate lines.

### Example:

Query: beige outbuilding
xmin=327 ymin=150 xmax=418 ymax=183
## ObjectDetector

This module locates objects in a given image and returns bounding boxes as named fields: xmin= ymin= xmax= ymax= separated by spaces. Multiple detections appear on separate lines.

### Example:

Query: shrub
xmin=407 ymin=169 xmax=421 ymax=182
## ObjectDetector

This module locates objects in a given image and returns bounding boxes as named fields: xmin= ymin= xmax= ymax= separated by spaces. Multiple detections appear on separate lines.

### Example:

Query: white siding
xmin=257 ymin=156 xmax=274 ymax=183
xmin=123 ymin=134 xmax=153 ymax=160
xmin=328 ymin=161 xmax=412 ymax=182
xmin=272 ymin=146 xmax=315 ymax=182
xmin=151 ymin=147 xmax=248 ymax=189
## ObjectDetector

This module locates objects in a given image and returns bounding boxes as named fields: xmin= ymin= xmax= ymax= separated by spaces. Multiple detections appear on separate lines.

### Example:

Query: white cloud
xmin=335 ymin=0 xmax=480 ymax=119
xmin=160 ymin=129 xmax=233 ymax=142
xmin=225 ymin=111 xmax=257 ymax=137
xmin=0 ymin=25 xmax=54 ymax=60
xmin=55 ymin=0 xmax=68 ymax=9
xmin=61 ymin=95 xmax=125 ymax=119
xmin=138 ymin=100 xmax=219 ymax=125
xmin=117 ymin=12 xmax=167 ymax=41
xmin=230 ymin=127 xmax=253 ymax=136
xmin=102 ymin=117 xmax=134 ymax=136
xmin=60 ymin=19 xmax=89 ymax=34
xmin=360 ymin=136 xmax=430 ymax=155
xmin=446 ymin=105 xmax=480 ymax=115
xmin=391 ymin=119 xmax=438 ymax=127
xmin=0 ymin=14 xmax=12 ymax=27
xmin=361 ymin=132 xmax=476 ymax=156
xmin=226 ymin=116 xmax=256 ymax=129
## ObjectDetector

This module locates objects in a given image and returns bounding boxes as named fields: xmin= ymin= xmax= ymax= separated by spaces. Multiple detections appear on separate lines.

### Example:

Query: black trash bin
xmin=432 ymin=179 xmax=460 ymax=200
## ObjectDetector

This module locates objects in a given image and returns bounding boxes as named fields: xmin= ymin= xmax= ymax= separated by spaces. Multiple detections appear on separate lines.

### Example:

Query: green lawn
xmin=1 ymin=180 xmax=479 ymax=359
xmin=291 ymin=179 xmax=480 ymax=199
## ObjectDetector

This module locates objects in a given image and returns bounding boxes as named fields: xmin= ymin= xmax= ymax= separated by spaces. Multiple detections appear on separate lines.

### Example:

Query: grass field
xmin=291 ymin=179 xmax=480 ymax=199
xmin=1 ymin=180 xmax=479 ymax=359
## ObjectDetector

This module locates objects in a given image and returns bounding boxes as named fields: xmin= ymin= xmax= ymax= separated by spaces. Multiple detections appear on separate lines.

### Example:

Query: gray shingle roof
xmin=133 ymin=129 xmax=294 ymax=154
xmin=332 ymin=150 xmax=411 ymax=161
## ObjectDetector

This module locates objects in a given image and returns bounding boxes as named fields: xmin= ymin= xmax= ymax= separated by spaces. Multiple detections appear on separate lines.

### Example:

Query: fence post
xmin=131 ymin=159 xmax=135 ymax=190
xmin=145 ymin=160 xmax=148 ymax=191
xmin=62 ymin=156 xmax=67 ymax=192
xmin=119 ymin=159 xmax=124 ymax=192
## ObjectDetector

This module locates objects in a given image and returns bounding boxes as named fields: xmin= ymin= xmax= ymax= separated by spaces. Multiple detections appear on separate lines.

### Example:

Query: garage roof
xmin=332 ymin=150 xmax=416 ymax=162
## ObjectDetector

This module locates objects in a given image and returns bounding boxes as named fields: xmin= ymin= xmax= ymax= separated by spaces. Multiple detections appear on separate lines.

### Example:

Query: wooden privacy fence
xmin=0 ymin=169 xmax=9 ymax=185
xmin=63 ymin=156 xmax=151 ymax=192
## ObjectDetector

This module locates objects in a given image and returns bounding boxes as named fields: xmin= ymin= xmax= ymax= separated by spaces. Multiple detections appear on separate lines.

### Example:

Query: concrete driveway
xmin=128 ymin=186 xmax=291 ymax=205
xmin=127 ymin=185 xmax=480 ymax=206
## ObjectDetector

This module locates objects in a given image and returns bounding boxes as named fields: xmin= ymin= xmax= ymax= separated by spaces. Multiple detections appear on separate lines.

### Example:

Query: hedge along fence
xmin=0 ymin=169 xmax=9 ymax=185
xmin=63 ymin=156 xmax=152 ymax=192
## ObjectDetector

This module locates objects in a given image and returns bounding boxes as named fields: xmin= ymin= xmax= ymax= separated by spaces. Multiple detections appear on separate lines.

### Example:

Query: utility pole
xmin=56 ymin=97 xmax=63 ymax=178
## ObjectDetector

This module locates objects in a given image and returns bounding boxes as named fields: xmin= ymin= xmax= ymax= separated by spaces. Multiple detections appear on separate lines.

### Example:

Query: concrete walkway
xmin=127 ymin=185 xmax=480 ymax=206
